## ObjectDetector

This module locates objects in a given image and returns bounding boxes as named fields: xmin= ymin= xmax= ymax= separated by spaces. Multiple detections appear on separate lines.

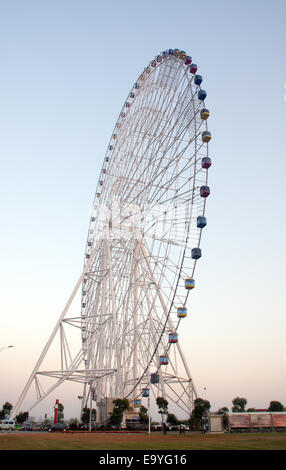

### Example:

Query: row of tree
xmin=0 ymin=401 xmax=65 ymax=425
xmin=1 ymin=396 xmax=285 ymax=429
xmin=219 ymin=397 xmax=285 ymax=413
xmin=0 ymin=400 xmax=95 ymax=427
xmin=106 ymin=396 xmax=286 ymax=431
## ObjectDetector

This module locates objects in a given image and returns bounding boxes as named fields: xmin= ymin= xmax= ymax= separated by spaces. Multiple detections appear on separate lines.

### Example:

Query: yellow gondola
xmin=200 ymin=109 xmax=210 ymax=120
xmin=185 ymin=279 xmax=195 ymax=290
xmin=177 ymin=307 xmax=187 ymax=318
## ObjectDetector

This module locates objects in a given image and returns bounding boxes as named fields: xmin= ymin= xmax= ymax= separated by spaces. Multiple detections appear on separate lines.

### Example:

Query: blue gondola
xmin=109 ymin=145 xmax=113 ymax=150
xmin=194 ymin=74 xmax=203 ymax=86
xmin=185 ymin=278 xmax=195 ymax=290
xmin=168 ymin=49 xmax=174 ymax=55
xmin=191 ymin=248 xmax=202 ymax=260
xmin=134 ymin=399 xmax=142 ymax=407
xmin=177 ymin=307 xmax=187 ymax=318
xmin=198 ymin=89 xmax=207 ymax=101
xmin=142 ymin=388 xmax=150 ymax=398
xmin=150 ymin=373 xmax=159 ymax=384
xmin=197 ymin=216 xmax=207 ymax=228
xmin=130 ymin=92 xmax=135 ymax=98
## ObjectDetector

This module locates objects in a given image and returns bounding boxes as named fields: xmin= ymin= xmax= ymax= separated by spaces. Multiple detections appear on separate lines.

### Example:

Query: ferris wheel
xmin=80 ymin=48 xmax=212 ymax=417
xmin=11 ymin=48 xmax=212 ymax=421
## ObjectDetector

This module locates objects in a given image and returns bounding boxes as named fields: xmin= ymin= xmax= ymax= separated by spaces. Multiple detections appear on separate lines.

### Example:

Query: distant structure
xmin=53 ymin=399 xmax=59 ymax=425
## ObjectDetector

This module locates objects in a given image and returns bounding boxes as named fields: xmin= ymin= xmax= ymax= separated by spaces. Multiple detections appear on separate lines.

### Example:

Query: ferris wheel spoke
xmin=125 ymin=106 xmax=203 ymax=209
xmin=117 ymin=68 xmax=193 ymax=204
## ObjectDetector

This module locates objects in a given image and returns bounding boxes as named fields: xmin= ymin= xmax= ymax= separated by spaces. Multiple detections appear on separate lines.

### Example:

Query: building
xmin=96 ymin=397 xmax=141 ymax=428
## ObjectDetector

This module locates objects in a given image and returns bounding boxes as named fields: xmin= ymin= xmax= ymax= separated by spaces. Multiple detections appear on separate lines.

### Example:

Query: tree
xmin=81 ymin=407 xmax=96 ymax=425
xmin=218 ymin=407 xmax=229 ymax=414
xmin=16 ymin=411 xmax=29 ymax=424
xmin=139 ymin=406 xmax=149 ymax=424
xmin=0 ymin=402 xmax=13 ymax=419
xmin=167 ymin=413 xmax=179 ymax=426
xmin=109 ymin=398 xmax=129 ymax=429
xmin=232 ymin=397 xmax=247 ymax=412
xmin=57 ymin=403 xmax=64 ymax=423
xmin=191 ymin=398 xmax=211 ymax=430
xmin=217 ymin=407 xmax=229 ymax=429
xmin=156 ymin=397 xmax=168 ymax=424
xmin=268 ymin=401 xmax=284 ymax=412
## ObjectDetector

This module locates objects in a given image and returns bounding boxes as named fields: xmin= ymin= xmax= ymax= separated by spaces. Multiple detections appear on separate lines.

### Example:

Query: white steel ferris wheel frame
xmin=11 ymin=50 xmax=211 ymax=421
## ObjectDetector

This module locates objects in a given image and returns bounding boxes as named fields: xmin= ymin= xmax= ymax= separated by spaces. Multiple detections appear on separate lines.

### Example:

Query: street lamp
xmin=0 ymin=345 xmax=14 ymax=352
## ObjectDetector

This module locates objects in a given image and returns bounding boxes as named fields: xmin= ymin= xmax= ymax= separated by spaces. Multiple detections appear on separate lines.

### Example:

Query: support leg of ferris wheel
xmin=106 ymin=228 xmax=123 ymax=398
xmin=140 ymin=242 xmax=197 ymax=409
xmin=96 ymin=239 xmax=107 ymax=406
xmin=134 ymin=235 xmax=166 ymax=400
xmin=82 ymin=239 xmax=107 ymax=419
xmin=133 ymin=240 xmax=139 ymax=402
xmin=11 ymin=236 xmax=104 ymax=420
xmin=146 ymin=289 xmax=167 ymax=399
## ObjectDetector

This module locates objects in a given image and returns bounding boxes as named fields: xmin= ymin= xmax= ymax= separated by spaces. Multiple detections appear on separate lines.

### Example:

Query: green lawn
xmin=1 ymin=431 xmax=286 ymax=450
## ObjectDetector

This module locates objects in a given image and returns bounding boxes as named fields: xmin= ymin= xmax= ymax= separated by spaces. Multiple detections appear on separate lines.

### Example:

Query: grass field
xmin=1 ymin=431 xmax=286 ymax=450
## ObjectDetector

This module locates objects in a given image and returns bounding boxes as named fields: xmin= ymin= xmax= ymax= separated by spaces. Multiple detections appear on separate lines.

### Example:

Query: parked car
xmin=151 ymin=424 xmax=162 ymax=431
xmin=14 ymin=425 xmax=24 ymax=431
xmin=169 ymin=425 xmax=179 ymax=431
xmin=31 ymin=424 xmax=43 ymax=431
xmin=22 ymin=423 xmax=33 ymax=431
xmin=45 ymin=423 xmax=69 ymax=432
xmin=180 ymin=424 xmax=189 ymax=430
xmin=0 ymin=419 xmax=15 ymax=430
